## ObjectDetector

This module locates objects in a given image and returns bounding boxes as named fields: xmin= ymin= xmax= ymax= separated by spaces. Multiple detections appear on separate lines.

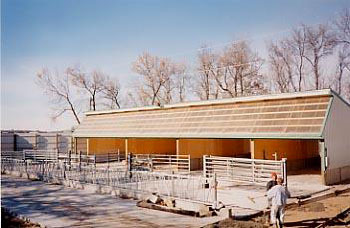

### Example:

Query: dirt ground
xmin=283 ymin=191 xmax=350 ymax=227
xmin=205 ymin=190 xmax=350 ymax=228
xmin=1 ymin=207 xmax=41 ymax=228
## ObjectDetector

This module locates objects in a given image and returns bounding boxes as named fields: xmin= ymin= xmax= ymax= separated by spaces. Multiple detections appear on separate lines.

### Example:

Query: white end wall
xmin=323 ymin=95 xmax=350 ymax=184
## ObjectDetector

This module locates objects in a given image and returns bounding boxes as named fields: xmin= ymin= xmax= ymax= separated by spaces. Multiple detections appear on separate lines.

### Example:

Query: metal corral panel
xmin=73 ymin=90 xmax=334 ymax=139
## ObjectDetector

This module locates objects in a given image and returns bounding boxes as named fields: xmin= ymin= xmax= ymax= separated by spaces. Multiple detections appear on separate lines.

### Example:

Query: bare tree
xmin=333 ymin=8 xmax=350 ymax=98
xmin=101 ymin=77 xmax=121 ymax=109
xmin=217 ymin=41 xmax=264 ymax=97
xmin=132 ymin=52 xmax=186 ymax=106
xmin=173 ymin=63 xmax=188 ymax=102
xmin=36 ymin=68 xmax=81 ymax=124
xmin=67 ymin=67 xmax=107 ymax=111
xmin=303 ymin=24 xmax=337 ymax=89
xmin=335 ymin=8 xmax=350 ymax=45
xmin=268 ymin=41 xmax=294 ymax=93
xmin=290 ymin=26 xmax=308 ymax=91
xmin=195 ymin=47 xmax=220 ymax=100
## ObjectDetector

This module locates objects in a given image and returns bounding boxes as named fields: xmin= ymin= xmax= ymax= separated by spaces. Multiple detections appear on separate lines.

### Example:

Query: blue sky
xmin=1 ymin=0 xmax=349 ymax=131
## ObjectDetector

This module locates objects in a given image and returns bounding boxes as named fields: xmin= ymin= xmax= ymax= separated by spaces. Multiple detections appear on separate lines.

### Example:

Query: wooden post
xmin=250 ymin=139 xmax=255 ymax=159
xmin=86 ymin=138 xmax=90 ymax=156
xmin=176 ymin=139 xmax=179 ymax=156
xmin=125 ymin=138 xmax=128 ymax=159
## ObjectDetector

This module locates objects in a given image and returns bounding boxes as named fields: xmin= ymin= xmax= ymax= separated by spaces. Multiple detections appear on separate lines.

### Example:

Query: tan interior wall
xmin=254 ymin=139 xmax=319 ymax=160
xmin=254 ymin=139 xmax=319 ymax=172
xmin=128 ymin=138 xmax=176 ymax=155
xmin=88 ymin=138 xmax=125 ymax=155
xmin=178 ymin=139 xmax=250 ymax=158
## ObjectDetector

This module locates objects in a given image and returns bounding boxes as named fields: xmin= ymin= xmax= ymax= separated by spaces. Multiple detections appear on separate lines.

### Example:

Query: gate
xmin=130 ymin=154 xmax=190 ymax=174
xmin=203 ymin=155 xmax=287 ymax=186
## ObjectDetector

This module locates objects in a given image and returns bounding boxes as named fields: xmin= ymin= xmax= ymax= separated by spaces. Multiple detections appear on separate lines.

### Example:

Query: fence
xmin=131 ymin=154 xmax=190 ymax=174
xmin=203 ymin=155 xmax=287 ymax=186
xmin=1 ymin=131 xmax=72 ymax=153
xmin=1 ymin=150 xmax=58 ymax=162
xmin=1 ymin=157 xmax=216 ymax=204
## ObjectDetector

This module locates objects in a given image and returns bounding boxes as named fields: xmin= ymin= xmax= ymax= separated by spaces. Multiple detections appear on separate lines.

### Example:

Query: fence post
xmin=252 ymin=159 xmax=255 ymax=183
xmin=171 ymin=170 xmax=175 ymax=196
xmin=169 ymin=156 xmax=172 ymax=171
xmin=203 ymin=155 xmax=207 ymax=178
xmin=117 ymin=149 xmax=120 ymax=162
xmin=127 ymin=153 xmax=132 ymax=172
xmin=68 ymin=150 xmax=71 ymax=169
xmin=282 ymin=158 xmax=287 ymax=187
xmin=127 ymin=153 xmax=132 ymax=179
xmin=79 ymin=151 xmax=82 ymax=171
xmin=107 ymin=153 xmax=110 ymax=185
xmin=107 ymin=152 xmax=110 ymax=168
xmin=213 ymin=173 xmax=218 ymax=209
xmin=93 ymin=154 xmax=96 ymax=184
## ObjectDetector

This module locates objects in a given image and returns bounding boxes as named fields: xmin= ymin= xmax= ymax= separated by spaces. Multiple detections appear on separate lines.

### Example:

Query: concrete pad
xmin=1 ymin=175 xmax=224 ymax=227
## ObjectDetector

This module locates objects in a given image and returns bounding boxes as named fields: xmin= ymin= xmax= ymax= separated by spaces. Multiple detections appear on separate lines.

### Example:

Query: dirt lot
xmin=283 ymin=191 xmax=350 ymax=227
xmin=205 ymin=190 xmax=350 ymax=228
xmin=1 ymin=207 xmax=41 ymax=228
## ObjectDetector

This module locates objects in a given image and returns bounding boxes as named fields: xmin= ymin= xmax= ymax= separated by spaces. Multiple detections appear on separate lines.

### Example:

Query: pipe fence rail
xmin=203 ymin=155 xmax=287 ymax=186
xmin=1 ymin=155 xmax=215 ymax=204
xmin=130 ymin=154 xmax=191 ymax=174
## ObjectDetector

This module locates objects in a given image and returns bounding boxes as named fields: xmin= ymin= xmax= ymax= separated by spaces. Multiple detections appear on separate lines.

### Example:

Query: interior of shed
xmin=253 ymin=139 xmax=321 ymax=175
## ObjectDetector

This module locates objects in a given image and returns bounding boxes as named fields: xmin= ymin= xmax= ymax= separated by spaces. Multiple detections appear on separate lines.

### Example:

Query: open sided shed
xmin=73 ymin=89 xmax=350 ymax=185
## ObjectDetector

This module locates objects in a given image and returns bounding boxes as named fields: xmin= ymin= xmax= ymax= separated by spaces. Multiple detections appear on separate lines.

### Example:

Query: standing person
xmin=267 ymin=172 xmax=278 ymax=191
xmin=267 ymin=177 xmax=290 ymax=228
xmin=266 ymin=172 xmax=278 ymax=208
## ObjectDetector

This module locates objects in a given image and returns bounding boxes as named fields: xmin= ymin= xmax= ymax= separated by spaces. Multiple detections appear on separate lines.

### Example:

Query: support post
xmin=117 ymin=149 xmax=120 ymax=162
xmin=250 ymin=139 xmax=255 ymax=159
xmin=86 ymin=138 xmax=90 ymax=156
xmin=319 ymin=140 xmax=327 ymax=184
xmin=125 ymin=138 xmax=128 ymax=160
xmin=176 ymin=139 xmax=179 ymax=156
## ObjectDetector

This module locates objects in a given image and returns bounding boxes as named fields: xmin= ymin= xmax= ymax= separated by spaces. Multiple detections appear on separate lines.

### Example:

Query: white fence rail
xmin=131 ymin=154 xmax=190 ymax=174
xmin=203 ymin=155 xmax=287 ymax=186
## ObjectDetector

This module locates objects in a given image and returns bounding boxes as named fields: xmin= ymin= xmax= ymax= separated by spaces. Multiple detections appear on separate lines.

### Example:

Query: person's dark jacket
xmin=266 ymin=180 xmax=277 ymax=191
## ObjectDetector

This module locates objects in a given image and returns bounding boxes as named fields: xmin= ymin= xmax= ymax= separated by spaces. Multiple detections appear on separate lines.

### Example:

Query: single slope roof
xmin=73 ymin=89 xmax=340 ymax=139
